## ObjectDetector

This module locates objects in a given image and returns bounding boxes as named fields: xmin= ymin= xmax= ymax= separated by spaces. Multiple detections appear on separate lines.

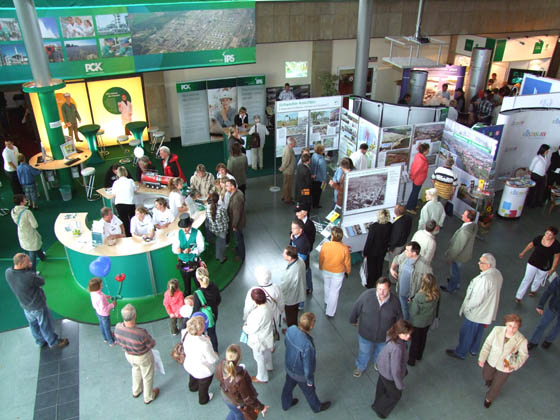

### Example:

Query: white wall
xmin=163 ymin=42 xmax=313 ymax=138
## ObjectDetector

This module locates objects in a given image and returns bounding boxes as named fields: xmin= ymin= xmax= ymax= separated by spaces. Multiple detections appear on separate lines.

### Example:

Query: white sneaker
xmin=208 ymin=392 xmax=214 ymax=401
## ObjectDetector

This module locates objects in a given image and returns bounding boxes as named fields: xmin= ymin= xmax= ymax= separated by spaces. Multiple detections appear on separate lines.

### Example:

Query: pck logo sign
xmin=180 ymin=84 xmax=191 ymax=91
xmin=85 ymin=62 xmax=103 ymax=73
xmin=222 ymin=52 xmax=235 ymax=63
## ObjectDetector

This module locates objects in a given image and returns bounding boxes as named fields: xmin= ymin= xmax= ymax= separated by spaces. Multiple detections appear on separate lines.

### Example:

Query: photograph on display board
xmin=409 ymin=122 xmax=444 ymax=167
xmin=276 ymin=111 xmax=308 ymax=156
xmin=340 ymin=108 xmax=359 ymax=159
xmin=208 ymin=87 xmax=237 ymax=134
xmin=129 ymin=9 xmax=255 ymax=56
xmin=0 ymin=18 xmax=21 ymax=41
xmin=358 ymin=117 xmax=379 ymax=167
xmin=309 ymin=108 xmax=340 ymax=150
xmin=0 ymin=44 xmax=28 ymax=66
xmin=39 ymin=17 xmax=60 ymax=39
xmin=95 ymin=14 xmax=130 ymax=36
xmin=60 ymin=16 xmax=95 ymax=38
xmin=44 ymin=41 xmax=64 ymax=63
xmin=378 ymin=125 xmax=411 ymax=168
xmin=99 ymin=36 xmax=133 ymax=58
xmin=64 ymin=39 xmax=98 ymax=61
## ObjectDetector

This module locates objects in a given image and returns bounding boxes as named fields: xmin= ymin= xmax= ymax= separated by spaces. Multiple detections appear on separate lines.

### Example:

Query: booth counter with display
xmin=54 ymin=210 xmax=205 ymax=298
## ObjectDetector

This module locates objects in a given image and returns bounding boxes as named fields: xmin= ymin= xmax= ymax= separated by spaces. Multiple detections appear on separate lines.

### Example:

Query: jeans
xmin=455 ymin=318 xmax=485 ymax=358
xmin=23 ymin=306 xmax=58 ymax=347
xmin=224 ymin=400 xmax=244 ymax=420
xmin=530 ymin=307 xmax=560 ymax=344
xmin=447 ymin=261 xmax=462 ymax=293
xmin=215 ymin=233 xmax=226 ymax=262
xmin=281 ymin=373 xmax=321 ymax=412
xmin=233 ymin=229 xmax=245 ymax=260
xmin=398 ymin=295 xmax=410 ymax=320
xmin=356 ymin=334 xmax=386 ymax=371
xmin=406 ymin=183 xmax=422 ymax=210
xmin=306 ymin=267 xmax=313 ymax=292
xmin=27 ymin=249 xmax=46 ymax=273
xmin=97 ymin=313 xmax=114 ymax=344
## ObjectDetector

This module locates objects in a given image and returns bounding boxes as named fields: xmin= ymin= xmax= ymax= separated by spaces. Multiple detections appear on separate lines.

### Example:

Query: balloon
xmin=89 ymin=256 xmax=111 ymax=277
xmin=133 ymin=146 xmax=144 ymax=158
xmin=191 ymin=311 xmax=209 ymax=330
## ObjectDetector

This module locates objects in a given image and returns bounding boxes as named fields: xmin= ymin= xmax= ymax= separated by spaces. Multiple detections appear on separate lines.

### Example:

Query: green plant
xmin=318 ymin=72 xmax=339 ymax=96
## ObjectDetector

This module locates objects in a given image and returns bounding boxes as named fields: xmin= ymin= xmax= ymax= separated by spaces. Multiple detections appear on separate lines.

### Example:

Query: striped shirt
xmin=114 ymin=323 xmax=156 ymax=355
xmin=432 ymin=166 xmax=458 ymax=200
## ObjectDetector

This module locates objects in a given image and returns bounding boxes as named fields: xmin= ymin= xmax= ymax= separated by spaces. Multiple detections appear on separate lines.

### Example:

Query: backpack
xmin=249 ymin=131 xmax=260 ymax=149
xmin=195 ymin=289 xmax=215 ymax=328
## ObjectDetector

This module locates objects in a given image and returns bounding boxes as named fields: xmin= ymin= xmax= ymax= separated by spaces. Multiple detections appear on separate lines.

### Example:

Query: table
xmin=30 ymin=150 xmax=92 ymax=201
xmin=498 ymin=178 xmax=536 ymax=219
xmin=78 ymin=124 xmax=103 ymax=165
xmin=55 ymin=209 xmax=205 ymax=298
xmin=126 ymin=121 xmax=148 ymax=148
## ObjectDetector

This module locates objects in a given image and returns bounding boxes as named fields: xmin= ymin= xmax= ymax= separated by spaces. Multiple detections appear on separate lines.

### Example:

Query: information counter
xmin=55 ymin=210 xmax=205 ymax=298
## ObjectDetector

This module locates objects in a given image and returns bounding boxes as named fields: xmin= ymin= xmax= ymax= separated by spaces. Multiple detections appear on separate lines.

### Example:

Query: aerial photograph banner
xmin=0 ymin=2 xmax=256 ymax=85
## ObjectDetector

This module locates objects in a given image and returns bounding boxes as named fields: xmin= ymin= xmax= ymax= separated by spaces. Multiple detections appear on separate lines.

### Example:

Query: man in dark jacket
xmin=5 ymin=253 xmax=69 ymax=348
xmin=295 ymin=204 xmax=316 ymax=296
xmin=349 ymin=277 xmax=402 ymax=377
xmin=388 ymin=204 xmax=412 ymax=256
xmin=295 ymin=152 xmax=312 ymax=209
xmin=528 ymin=275 xmax=560 ymax=350
xmin=281 ymin=312 xmax=331 ymax=413
xmin=226 ymin=179 xmax=246 ymax=261
xmin=290 ymin=219 xmax=312 ymax=296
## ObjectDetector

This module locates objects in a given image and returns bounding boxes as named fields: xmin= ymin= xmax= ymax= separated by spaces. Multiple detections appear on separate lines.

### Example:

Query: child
xmin=163 ymin=278 xmax=184 ymax=335
xmin=88 ymin=277 xmax=116 ymax=345
xmin=179 ymin=295 xmax=194 ymax=331
xmin=16 ymin=153 xmax=41 ymax=209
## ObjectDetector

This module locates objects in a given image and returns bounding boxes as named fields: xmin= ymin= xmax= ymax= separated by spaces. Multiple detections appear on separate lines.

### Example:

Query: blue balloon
xmin=191 ymin=311 xmax=209 ymax=330
xmin=89 ymin=256 xmax=111 ymax=277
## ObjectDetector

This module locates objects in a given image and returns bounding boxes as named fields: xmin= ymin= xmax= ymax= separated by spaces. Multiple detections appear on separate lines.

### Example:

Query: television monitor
xmin=507 ymin=68 xmax=545 ymax=85
xmin=60 ymin=139 xmax=77 ymax=159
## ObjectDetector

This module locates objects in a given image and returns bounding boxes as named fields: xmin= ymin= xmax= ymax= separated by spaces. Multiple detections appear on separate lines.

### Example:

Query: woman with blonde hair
xmin=363 ymin=209 xmax=392 ymax=288
xmin=193 ymin=267 xmax=221 ymax=352
xmin=182 ymin=315 xmax=219 ymax=405
xmin=111 ymin=166 xmax=137 ymax=236
xmin=168 ymin=177 xmax=188 ymax=219
xmin=478 ymin=314 xmax=529 ymax=408
xmin=216 ymin=344 xmax=269 ymax=419
xmin=319 ymin=226 xmax=351 ymax=317
xmin=418 ymin=187 xmax=445 ymax=231
xmin=152 ymin=197 xmax=173 ymax=229
xmin=408 ymin=273 xmax=440 ymax=366
xmin=163 ymin=278 xmax=184 ymax=335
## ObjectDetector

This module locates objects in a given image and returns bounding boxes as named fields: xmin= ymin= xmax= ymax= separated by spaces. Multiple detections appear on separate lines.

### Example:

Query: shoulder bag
xmin=195 ymin=289 xmax=215 ymax=328
xmin=261 ymin=287 xmax=280 ymax=341
xmin=171 ymin=331 xmax=188 ymax=364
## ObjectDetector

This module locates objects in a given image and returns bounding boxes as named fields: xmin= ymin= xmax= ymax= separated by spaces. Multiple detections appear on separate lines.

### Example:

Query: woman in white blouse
xmin=130 ymin=206 xmax=154 ymax=240
xmin=168 ymin=177 xmax=188 ymax=219
xmin=111 ymin=166 xmax=137 ymax=237
xmin=182 ymin=315 xmax=219 ymax=405
xmin=527 ymin=144 xmax=550 ymax=208
xmin=243 ymin=288 xmax=274 ymax=384
xmin=152 ymin=197 xmax=174 ymax=229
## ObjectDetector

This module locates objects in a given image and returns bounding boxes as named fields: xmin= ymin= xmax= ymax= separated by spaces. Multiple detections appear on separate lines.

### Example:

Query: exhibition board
xmin=0 ymin=1 xmax=256 ymax=84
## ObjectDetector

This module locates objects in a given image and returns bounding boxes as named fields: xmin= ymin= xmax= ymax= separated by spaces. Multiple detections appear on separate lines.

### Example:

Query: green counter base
xmin=41 ymin=241 xmax=241 ymax=325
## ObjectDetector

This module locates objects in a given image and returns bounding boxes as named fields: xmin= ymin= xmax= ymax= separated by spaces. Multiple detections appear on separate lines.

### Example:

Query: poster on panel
xmin=207 ymin=78 xmax=237 ymax=138
xmin=275 ymin=111 xmax=308 ymax=157
xmin=237 ymin=75 xmax=266 ymax=129
xmin=377 ymin=125 xmax=412 ymax=170
xmin=176 ymin=81 xmax=210 ymax=146
xmin=343 ymin=165 xmax=401 ymax=216
xmin=409 ymin=122 xmax=444 ymax=168
xmin=339 ymin=108 xmax=359 ymax=159
xmin=309 ymin=108 xmax=340 ymax=151
xmin=357 ymin=117 xmax=380 ymax=168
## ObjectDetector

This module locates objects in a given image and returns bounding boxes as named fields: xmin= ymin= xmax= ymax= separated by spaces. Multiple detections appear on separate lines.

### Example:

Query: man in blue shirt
xmin=281 ymin=312 xmax=331 ymax=413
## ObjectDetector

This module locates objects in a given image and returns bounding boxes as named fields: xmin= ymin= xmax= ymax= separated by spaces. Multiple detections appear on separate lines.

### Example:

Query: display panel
xmin=285 ymin=61 xmax=308 ymax=78
xmin=377 ymin=125 xmax=412 ymax=169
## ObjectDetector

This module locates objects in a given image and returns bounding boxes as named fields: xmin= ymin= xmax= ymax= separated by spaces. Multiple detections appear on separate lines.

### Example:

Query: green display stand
xmin=78 ymin=124 xmax=103 ymax=165
xmin=126 ymin=121 xmax=148 ymax=148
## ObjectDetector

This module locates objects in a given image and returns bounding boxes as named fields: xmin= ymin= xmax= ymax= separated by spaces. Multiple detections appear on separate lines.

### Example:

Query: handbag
xmin=430 ymin=297 xmax=441 ymax=330
xmin=360 ymin=257 xmax=368 ymax=287
xmin=170 ymin=331 xmax=187 ymax=364
xmin=261 ymin=288 xmax=280 ymax=342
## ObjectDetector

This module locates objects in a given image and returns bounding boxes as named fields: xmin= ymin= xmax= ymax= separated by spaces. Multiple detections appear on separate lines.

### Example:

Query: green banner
xmin=0 ymin=1 xmax=256 ymax=85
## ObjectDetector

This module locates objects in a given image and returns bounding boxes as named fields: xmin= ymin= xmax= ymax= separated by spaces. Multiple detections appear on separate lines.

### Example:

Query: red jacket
xmin=163 ymin=153 xmax=186 ymax=181
xmin=163 ymin=289 xmax=184 ymax=317
xmin=409 ymin=153 xmax=428 ymax=186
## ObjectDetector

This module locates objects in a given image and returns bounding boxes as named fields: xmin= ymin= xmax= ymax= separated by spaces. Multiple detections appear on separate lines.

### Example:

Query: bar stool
xmin=147 ymin=126 xmax=159 ymax=148
xmin=81 ymin=167 xmax=99 ymax=201
xmin=152 ymin=131 xmax=165 ymax=157
xmin=96 ymin=128 xmax=109 ymax=158
xmin=130 ymin=139 xmax=142 ymax=166
xmin=117 ymin=135 xmax=131 ymax=164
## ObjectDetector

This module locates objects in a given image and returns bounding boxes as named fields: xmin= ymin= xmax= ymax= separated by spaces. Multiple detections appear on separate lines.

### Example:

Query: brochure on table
xmin=438 ymin=119 xmax=499 ymax=216
xmin=275 ymin=96 xmax=342 ymax=157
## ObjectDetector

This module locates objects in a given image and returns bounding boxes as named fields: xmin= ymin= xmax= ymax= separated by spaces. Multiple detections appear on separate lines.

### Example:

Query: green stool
xmin=78 ymin=124 xmax=103 ymax=165
xmin=126 ymin=121 xmax=148 ymax=148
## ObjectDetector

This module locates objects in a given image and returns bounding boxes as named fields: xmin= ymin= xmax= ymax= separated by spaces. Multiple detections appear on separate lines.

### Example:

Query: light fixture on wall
xmin=518 ymin=41 xmax=525 ymax=45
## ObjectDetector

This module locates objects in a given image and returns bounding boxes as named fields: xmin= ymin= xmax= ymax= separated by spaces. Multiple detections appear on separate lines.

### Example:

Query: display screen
xmin=507 ymin=68 xmax=545 ymax=85
xmin=285 ymin=61 xmax=308 ymax=79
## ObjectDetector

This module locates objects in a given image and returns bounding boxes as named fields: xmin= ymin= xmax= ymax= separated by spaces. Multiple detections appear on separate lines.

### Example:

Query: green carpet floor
xmin=1 ymin=135 xmax=263 ymax=331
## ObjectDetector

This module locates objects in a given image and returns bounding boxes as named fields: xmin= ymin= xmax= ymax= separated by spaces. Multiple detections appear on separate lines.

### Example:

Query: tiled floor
xmin=1 ymin=174 xmax=559 ymax=420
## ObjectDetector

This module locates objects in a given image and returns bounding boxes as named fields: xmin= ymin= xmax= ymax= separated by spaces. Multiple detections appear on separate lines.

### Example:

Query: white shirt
xmin=169 ymin=191 xmax=185 ymax=219
xmin=130 ymin=214 xmax=154 ymax=236
xmin=181 ymin=332 xmax=219 ymax=379
xmin=249 ymin=123 xmax=269 ymax=148
xmin=152 ymin=207 xmax=174 ymax=226
xmin=112 ymin=177 xmax=136 ymax=205
xmin=529 ymin=155 xmax=547 ymax=177
xmin=3 ymin=145 xmax=19 ymax=172
xmin=102 ymin=215 xmax=123 ymax=238
xmin=447 ymin=107 xmax=458 ymax=122
xmin=350 ymin=150 xmax=369 ymax=170
xmin=172 ymin=228 xmax=205 ymax=256
xmin=278 ymin=90 xmax=296 ymax=101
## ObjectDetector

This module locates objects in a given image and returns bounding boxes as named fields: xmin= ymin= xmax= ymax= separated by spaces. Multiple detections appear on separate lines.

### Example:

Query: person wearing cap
xmin=159 ymin=146 xmax=186 ymax=181
xmin=118 ymin=93 xmax=133 ymax=135
xmin=173 ymin=213 xmax=205 ymax=296
xmin=214 ymin=89 xmax=236 ymax=128
xmin=118 ymin=38 xmax=132 ymax=56
xmin=61 ymin=93 xmax=81 ymax=143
